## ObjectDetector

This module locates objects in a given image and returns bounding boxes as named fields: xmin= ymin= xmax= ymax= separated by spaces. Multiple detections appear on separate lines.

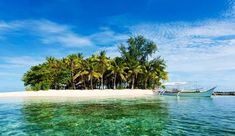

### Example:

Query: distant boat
xmin=156 ymin=82 xmax=216 ymax=97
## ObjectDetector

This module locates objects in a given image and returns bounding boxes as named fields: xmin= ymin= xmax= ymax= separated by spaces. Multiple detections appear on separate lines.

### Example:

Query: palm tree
xmin=109 ymin=57 xmax=127 ymax=89
xmin=97 ymin=51 xmax=110 ymax=89
xmin=119 ymin=35 xmax=159 ymax=89
xmin=46 ymin=56 xmax=60 ymax=89
xmin=127 ymin=61 xmax=142 ymax=89
xmin=120 ymin=35 xmax=157 ymax=63
xmin=142 ymin=62 xmax=152 ymax=89
xmin=86 ymin=55 xmax=101 ymax=89
xmin=149 ymin=57 xmax=168 ymax=89
xmin=63 ymin=53 xmax=83 ymax=89
xmin=74 ymin=59 xmax=89 ymax=89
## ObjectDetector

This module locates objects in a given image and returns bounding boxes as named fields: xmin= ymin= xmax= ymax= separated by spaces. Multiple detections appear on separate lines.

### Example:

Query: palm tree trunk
xmin=91 ymin=76 xmax=93 ymax=90
xmin=71 ymin=63 xmax=76 ymax=89
xmin=144 ymin=78 xmax=148 ymax=89
xmin=72 ymin=77 xmax=76 ymax=89
xmin=131 ymin=75 xmax=135 ymax=89
xmin=72 ymin=82 xmax=76 ymax=90
xmin=82 ymin=76 xmax=86 ymax=89
xmin=71 ymin=73 xmax=75 ymax=89
xmin=72 ymin=73 xmax=76 ymax=89
xmin=114 ymin=74 xmax=117 ymax=89
xmin=101 ymin=74 xmax=104 ymax=90
xmin=153 ymin=83 xmax=156 ymax=90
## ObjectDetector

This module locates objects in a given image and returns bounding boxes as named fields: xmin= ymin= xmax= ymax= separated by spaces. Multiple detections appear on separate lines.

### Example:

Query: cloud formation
xmin=90 ymin=27 xmax=129 ymax=46
xmin=1 ymin=56 xmax=44 ymax=67
xmin=0 ymin=20 xmax=94 ymax=47
xmin=130 ymin=19 xmax=235 ymax=72
xmin=0 ymin=20 xmax=131 ymax=48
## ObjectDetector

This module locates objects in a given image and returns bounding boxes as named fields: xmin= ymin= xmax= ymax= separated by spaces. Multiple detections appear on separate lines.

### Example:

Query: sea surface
xmin=0 ymin=96 xmax=235 ymax=135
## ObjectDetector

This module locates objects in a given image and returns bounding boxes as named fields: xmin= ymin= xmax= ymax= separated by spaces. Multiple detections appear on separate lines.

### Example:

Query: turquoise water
xmin=0 ymin=96 xmax=235 ymax=135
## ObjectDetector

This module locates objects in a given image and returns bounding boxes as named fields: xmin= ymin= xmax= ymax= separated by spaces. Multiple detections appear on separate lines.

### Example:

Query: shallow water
xmin=0 ymin=96 xmax=235 ymax=135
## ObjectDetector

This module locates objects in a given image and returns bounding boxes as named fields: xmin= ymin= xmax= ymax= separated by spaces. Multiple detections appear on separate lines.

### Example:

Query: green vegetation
xmin=22 ymin=35 xmax=168 ymax=90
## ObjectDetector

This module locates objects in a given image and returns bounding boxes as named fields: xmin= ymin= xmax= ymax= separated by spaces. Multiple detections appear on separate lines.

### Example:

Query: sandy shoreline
xmin=0 ymin=89 xmax=154 ymax=99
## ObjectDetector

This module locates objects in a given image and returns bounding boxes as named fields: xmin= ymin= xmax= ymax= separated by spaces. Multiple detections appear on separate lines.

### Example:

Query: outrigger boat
xmin=156 ymin=82 xmax=216 ymax=97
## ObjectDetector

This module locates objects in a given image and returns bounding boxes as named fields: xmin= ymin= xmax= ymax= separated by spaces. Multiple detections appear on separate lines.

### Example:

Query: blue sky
xmin=0 ymin=0 xmax=235 ymax=91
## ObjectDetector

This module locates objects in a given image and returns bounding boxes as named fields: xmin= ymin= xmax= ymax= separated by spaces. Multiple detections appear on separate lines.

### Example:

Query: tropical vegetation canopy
xmin=22 ymin=35 xmax=168 ymax=91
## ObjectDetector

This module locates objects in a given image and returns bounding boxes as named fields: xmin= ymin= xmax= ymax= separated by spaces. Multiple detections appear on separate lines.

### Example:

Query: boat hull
xmin=160 ymin=87 xmax=216 ymax=97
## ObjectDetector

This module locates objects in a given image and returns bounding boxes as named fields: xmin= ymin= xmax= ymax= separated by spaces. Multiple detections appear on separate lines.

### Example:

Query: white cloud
xmin=1 ymin=56 xmax=44 ymax=67
xmin=90 ymin=27 xmax=129 ymax=45
xmin=224 ymin=0 xmax=235 ymax=17
xmin=0 ymin=22 xmax=10 ymax=29
xmin=33 ymin=20 xmax=94 ymax=47
xmin=0 ymin=20 xmax=94 ymax=47
xmin=0 ymin=20 xmax=131 ymax=48
xmin=35 ymin=20 xmax=69 ymax=33
xmin=130 ymin=19 xmax=235 ymax=72
xmin=41 ymin=33 xmax=93 ymax=47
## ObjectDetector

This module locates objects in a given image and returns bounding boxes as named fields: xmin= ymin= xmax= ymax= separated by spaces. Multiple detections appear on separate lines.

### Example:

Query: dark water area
xmin=0 ymin=96 xmax=234 ymax=135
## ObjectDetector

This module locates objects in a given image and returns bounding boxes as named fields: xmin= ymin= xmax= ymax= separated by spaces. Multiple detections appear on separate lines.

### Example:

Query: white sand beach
xmin=0 ymin=89 xmax=154 ymax=99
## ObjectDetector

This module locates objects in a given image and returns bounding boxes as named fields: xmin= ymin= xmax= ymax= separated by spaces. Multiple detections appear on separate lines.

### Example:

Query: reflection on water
xmin=0 ymin=96 xmax=235 ymax=135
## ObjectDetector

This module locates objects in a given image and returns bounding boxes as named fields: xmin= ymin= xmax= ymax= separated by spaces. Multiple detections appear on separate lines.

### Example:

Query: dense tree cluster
xmin=22 ymin=36 xmax=168 ymax=90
